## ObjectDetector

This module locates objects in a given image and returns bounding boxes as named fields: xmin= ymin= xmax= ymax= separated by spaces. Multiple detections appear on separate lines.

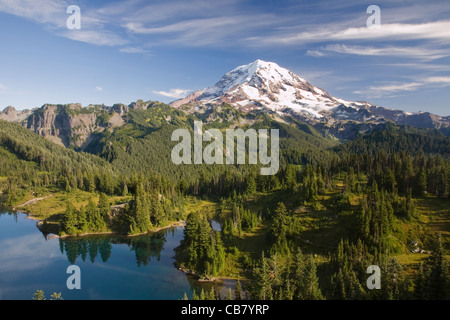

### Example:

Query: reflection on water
xmin=0 ymin=209 xmax=237 ymax=300
xmin=59 ymin=232 xmax=168 ymax=267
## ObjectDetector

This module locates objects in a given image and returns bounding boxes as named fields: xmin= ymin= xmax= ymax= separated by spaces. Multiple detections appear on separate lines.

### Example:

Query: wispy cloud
xmin=2 ymin=0 xmax=449 ymax=55
xmin=95 ymin=86 xmax=103 ymax=92
xmin=377 ymin=63 xmax=450 ymax=72
xmin=62 ymin=29 xmax=127 ymax=47
xmin=307 ymin=44 xmax=450 ymax=61
xmin=0 ymin=83 xmax=21 ymax=95
xmin=0 ymin=0 xmax=67 ymax=26
xmin=119 ymin=47 xmax=147 ymax=54
xmin=124 ymin=14 xmax=282 ymax=47
xmin=0 ymin=83 xmax=8 ymax=92
xmin=251 ymin=20 xmax=450 ymax=46
xmin=152 ymin=88 xmax=191 ymax=99
xmin=355 ymin=77 xmax=450 ymax=97
xmin=426 ymin=76 xmax=450 ymax=84
xmin=0 ymin=0 xmax=127 ymax=47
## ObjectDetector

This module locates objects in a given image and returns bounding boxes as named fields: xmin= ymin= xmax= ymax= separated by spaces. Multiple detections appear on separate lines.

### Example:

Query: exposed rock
xmin=0 ymin=106 xmax=33 ymax=125
xmin=129 ymin=100 xmax=150 ymax=110
xmin=113 ymin=103 xmax=129 ymax=115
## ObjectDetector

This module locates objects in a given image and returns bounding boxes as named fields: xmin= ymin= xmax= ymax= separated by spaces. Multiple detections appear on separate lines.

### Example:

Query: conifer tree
xmin=235 ymin=280 xmax=243 ymax=300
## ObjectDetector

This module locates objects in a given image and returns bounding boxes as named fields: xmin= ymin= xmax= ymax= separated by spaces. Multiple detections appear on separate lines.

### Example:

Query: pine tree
xmin=98 ymin=193 xmax=110 ymax=224
xmin=85 ymin=198 xmax=97 ymax=230
xmin=32 ymin=290 xmax=46 ymax=300
xmin=122 ymin=182 xmax=128 ymax=196
xmin=77 ymin=206 xmax=88 ymax=233
xmin=228 ymin=288 xmax=233 ymax=300
xmin=253 ymin=252 xmax=273 ymax=300
xmin=292 ymin=248 xmax=306 ymax=300
xmin=270 ymin=202 xmax=288 ymax=253
xmin=416 ymin=168 xmax=427 ymax=197
xmin=246 ymin=174 xmax=257 ymax=195
xmin=61 ymin=201 xmax=77 ymax=235
xmin=414 ymin=263 xmax=427 ymax=300
xmin=426 ymin=233 xmax=448 ymax=300
xmin=300 ymin=255 xmax=324 ymax=300
xmin=50 ymin=292 xmax=63 ymax=300
xmin=235 ymin=280 xmax=243 ymax=300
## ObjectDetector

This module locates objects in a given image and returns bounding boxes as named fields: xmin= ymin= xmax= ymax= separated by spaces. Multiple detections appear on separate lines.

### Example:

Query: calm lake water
xmin=0 ymin=209 xmax=231 ymax=300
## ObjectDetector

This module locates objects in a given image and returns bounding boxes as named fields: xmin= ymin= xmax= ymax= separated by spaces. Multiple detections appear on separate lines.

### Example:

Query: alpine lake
xmin=0 ymin=208 xmax=235 ymax=300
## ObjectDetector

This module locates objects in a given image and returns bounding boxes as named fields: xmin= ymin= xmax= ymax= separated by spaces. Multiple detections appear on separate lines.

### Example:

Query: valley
xmin=0 ymin=60 xmax=449 ymax=300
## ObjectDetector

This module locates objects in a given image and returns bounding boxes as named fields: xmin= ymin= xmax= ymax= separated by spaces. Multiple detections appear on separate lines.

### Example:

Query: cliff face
xmin=17 ymin=100 xmax=158 ymax=149
xmin=0 ymin=106 xmax=33 ymax=125
xmin=26 ymin=104 xmax=97 ymax=148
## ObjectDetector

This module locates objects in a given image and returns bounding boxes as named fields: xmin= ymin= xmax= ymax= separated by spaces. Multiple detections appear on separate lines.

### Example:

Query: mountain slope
xmin=0 ymin=119 xmax=121 ymax=204
xmin=83 ymin=103 xmax=338 ymax=182
xmin=173 ymin=60 xmax=354 ymax=118
xmin=334 ymin=123 xmax=450 ymax=157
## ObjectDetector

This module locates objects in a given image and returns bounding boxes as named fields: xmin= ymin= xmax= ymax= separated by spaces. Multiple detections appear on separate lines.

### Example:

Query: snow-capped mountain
xmin=171 ymin=60 xmax=365 ymax=118
xmin=171 ymin=60 xmax=450 ymax=136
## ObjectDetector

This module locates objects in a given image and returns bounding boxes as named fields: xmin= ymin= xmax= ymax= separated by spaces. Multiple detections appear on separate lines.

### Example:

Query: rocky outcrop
xmin=129 ymin=100 xmax=151 ymax=110
xmin=0 ymin=106 xmax=33 ymax=125
xmin=1 ymin=100 xmax=160 ymax=150
xmin=26 ymin=104 xmax=94 ymax=148
xmin=113 ymin=103 xmax=129 ymax=115
xmin=24 ymin=104 xmax=108 ymax=148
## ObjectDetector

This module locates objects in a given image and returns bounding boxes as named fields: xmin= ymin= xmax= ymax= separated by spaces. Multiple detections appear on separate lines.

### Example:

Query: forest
xmin=0 ymin=106 xmax=449 ymax=300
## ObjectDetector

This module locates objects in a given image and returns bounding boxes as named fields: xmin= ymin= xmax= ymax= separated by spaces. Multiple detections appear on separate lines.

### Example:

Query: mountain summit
xmin=171 ymin=60 xmax=450 ymax=135
xmin=171 ymin=59 xmax=360 ymax=118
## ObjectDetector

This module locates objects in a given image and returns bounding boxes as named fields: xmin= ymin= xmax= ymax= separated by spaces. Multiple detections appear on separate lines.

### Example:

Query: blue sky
xmin=0 ymin=0 xmax=449 ymax=116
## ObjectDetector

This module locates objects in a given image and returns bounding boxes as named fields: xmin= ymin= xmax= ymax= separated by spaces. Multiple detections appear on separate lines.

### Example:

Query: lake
xmin=0 ymin=208 xmax=232 ymax=300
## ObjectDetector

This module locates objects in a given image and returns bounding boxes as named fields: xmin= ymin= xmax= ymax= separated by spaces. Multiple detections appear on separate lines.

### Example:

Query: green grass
xmin=12 ymin=188 xmax=131 ymax=234
xmin=15 ymin=188 xmax=130 ymax=218
xmin=415 ymin=196 xmax=450 ymax=250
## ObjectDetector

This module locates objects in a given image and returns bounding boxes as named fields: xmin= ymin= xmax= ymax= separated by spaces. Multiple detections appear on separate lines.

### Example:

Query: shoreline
xmin=7 ymin=201 xmax=186 ymax=239
xmin=178 ymin=267 xmax=239 ymax=283
xmin=49 ymin=220 xmax=187 ymax=239
xmin=22 ymin=210 xmax=186 ymax=239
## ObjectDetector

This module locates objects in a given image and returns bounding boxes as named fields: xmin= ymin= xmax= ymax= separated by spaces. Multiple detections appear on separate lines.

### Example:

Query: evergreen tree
xmin=32 ymin=290 xmax=46 ymax=300
xmin=246 ymin=174 xmax=257 ymax=195
xmin=235 ymin=280 xmax=243 ymax=300
xmin=98 ymin=193 xmax=110 ymax=224
xmin=301 ymin=255 xmax=324 ymax=300
xmin=426 ymin=233 xmax=448 ymax=300
xmin=270 ymin=202 xmax=289 ymax=254
xmin=61 ymin=201 xmax=77 ymax=235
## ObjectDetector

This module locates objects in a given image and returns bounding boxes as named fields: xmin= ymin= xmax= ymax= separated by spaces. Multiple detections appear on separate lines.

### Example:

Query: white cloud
xmin=355 ymin=76 xmax=450 ymax=97
xmin=309 ymin=44 xmax=450 ymax=61
xmin=152 ymin=88 xmax=191 ymax=99
xmin=95 ymin=86 xmax=103 ymax=92
xmin=119 ymin=47 xmax=147 ymax=54
xmin=377 ymin=63 xmax=450 ymax=72
xmin=370 ymin=82 xmax=422 ymax=93
xmin=0 ymin=0 xmax=68 ymax=27
xmin=0 ymin=0 xmax=127 ymax=47
xmin=248 ymin=20 xmax=450 ymax=47
xmin=61 ymin=29 xmax=128 ymax=47
xmin=426 ymin=76 xmax=450 ymax=83
xmin=305 ymin=50 xmax=326 ymax=57
xmin=124 ymin=14 xmax=283 ymax=47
